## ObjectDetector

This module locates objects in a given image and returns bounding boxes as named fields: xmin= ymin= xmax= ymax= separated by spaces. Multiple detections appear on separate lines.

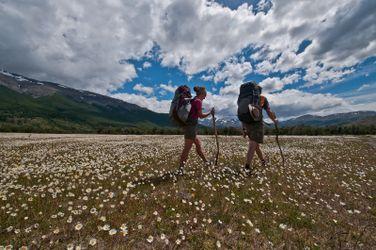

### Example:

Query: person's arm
xmin=266 ymin=108 xmax=277 ymax=123
xmin=263 ymin=98 xmax=277 ymax=123
xmin=198 ymin=108 xmax=214 ymax=118
xmin=242 ymin=124 xmax=247 ymax=138
xmin=197 ymin=101 xmax=214 ymax=118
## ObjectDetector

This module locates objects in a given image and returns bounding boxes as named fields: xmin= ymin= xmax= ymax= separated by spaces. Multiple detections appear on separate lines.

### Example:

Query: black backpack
xmin=237 ymin=81 xmax=262 ymax=123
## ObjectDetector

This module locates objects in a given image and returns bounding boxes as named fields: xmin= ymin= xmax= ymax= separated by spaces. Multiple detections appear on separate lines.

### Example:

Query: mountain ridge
xmin=0 ymin=71 xmax=172 ymax=133
xmin=1 ymin=70 xmax=375 ymax=133
xmin=279 ymin=111 xmax=376 ymax=127
xmin=201 ymin=111 xmax=376 ymax=128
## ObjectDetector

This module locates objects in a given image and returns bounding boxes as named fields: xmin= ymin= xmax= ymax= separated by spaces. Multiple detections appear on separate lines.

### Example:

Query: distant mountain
xmin=279 ymin=111 xmax=376 ymax=127
xmin=0 ymin=71 xmax=172 ymax=133
xmin=202 ymin=111 xmax=376 ymax=129
xmin=1 ymin=70 xmax=374 ymax=134
xmin=200 ymin=117 xmax=240 ymax=128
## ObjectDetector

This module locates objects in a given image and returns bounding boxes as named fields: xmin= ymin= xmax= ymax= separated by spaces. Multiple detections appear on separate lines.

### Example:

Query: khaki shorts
xmin=242 ymin=121 xmax=264 ymax=143
xmin=183 ymin=124 xmax=197 ymax=140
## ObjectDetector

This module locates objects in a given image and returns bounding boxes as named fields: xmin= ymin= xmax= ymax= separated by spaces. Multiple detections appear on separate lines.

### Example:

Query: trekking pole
xmin=212 ymin=113 xmax=219 ymax=166
xmin=274 ymin=121 xmax=285 ymax=168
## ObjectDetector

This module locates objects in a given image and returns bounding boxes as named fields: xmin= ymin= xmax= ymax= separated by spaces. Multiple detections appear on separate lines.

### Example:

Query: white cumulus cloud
xmin=111 ymin=93 xmax=170 ymax=113
xmin=214 ymin=60 xmax=253 ymax=85
xmin=266 ymin=89 xmax=348 ymax=119
xmin=0 ymin=0 xmax=375 ymax=116
xmin=133 ymin=83 xmax=154 ymax=95
xmin=143 ymin=61 xmax=152 ymax=69
xmin=159 ymin=83 xmax=178 ymax=93
xmin=260 ymin=73 xmax=300 ymax=93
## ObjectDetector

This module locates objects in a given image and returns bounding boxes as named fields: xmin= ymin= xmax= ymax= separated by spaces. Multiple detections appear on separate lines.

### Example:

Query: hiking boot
xmin=243 ymin=165 xmax=252 ymax=176
xmin=245 ymin=167 xmax=252 ymax=173
xmin=175 ymin=167 xmax=184 ymax=176
xmin=240 ymin=168 xmax=252 ymax=177
xmin=204 ymin=160 xmax=213 ymax=167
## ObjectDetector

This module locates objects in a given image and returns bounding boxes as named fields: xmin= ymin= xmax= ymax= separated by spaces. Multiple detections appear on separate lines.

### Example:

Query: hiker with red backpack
xmin=237 ymin=81 xmax=277 ymax=174
xmin=169 ymin=85 xmax=214 ymax=174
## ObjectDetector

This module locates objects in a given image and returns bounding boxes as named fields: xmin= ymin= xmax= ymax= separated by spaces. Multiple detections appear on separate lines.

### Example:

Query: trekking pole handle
xmin=210 ymin=107 xmax=215 ymax=115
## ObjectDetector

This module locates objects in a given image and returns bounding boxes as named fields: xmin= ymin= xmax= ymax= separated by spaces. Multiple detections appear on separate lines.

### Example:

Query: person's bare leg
xmin=256 ymin=144 xmax=267 ymax=167
xmin=256 ymin=144 xmax=265 ymax=161
xmin=245 ymin=140 xmax=257 ymax=171
xmin=255 ymin=144 xmax=262 ymax=160
xmin=179 ymin=139 xmax=194 ymax=169
xmin=194 ymin=137 xmax=207 ymax=163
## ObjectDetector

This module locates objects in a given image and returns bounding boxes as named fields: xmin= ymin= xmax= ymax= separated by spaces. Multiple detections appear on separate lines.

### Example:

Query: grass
xmin=0 ymin=134 xmax=375 ymax=249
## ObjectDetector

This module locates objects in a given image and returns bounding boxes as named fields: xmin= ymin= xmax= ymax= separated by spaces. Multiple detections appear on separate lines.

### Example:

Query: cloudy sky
xmin=0 ymin=0 xmax=375 ymax=120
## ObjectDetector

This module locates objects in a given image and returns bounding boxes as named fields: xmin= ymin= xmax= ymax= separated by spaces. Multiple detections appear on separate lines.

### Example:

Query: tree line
xmin=1 ymin=121 xmax=375 ymax=135
xmin=211 ymin=124 xmax=376 ymax=136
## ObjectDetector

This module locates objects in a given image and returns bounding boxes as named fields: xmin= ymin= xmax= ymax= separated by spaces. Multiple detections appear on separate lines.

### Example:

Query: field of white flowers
xmin=0 ymin=133 xmax=375 ymax=249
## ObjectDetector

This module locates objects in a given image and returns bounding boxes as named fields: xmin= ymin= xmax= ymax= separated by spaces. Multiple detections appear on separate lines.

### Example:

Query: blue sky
xmin=0 ymin=0 xmax=375 ymax=119
xmin=116 ymin=48 xmax=375 ymax=96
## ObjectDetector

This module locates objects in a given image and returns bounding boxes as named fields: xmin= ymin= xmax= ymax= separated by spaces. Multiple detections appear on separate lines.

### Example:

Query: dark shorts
xmin=183 ymin=124 xmax=197 ymax=140
xmin=243 ymin=121 xmax=264 ymax=144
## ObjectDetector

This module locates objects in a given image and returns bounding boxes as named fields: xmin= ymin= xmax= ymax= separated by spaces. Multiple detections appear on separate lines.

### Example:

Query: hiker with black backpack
xmin=237 ymin=81 xmax=277 ymax=174
xmin=169 ymin=85 xmax=214 ymax=174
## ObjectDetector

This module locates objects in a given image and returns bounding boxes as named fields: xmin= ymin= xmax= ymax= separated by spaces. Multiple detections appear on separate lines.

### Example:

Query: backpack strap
xmin=260 ymin=95 xmax=265 ymax=108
